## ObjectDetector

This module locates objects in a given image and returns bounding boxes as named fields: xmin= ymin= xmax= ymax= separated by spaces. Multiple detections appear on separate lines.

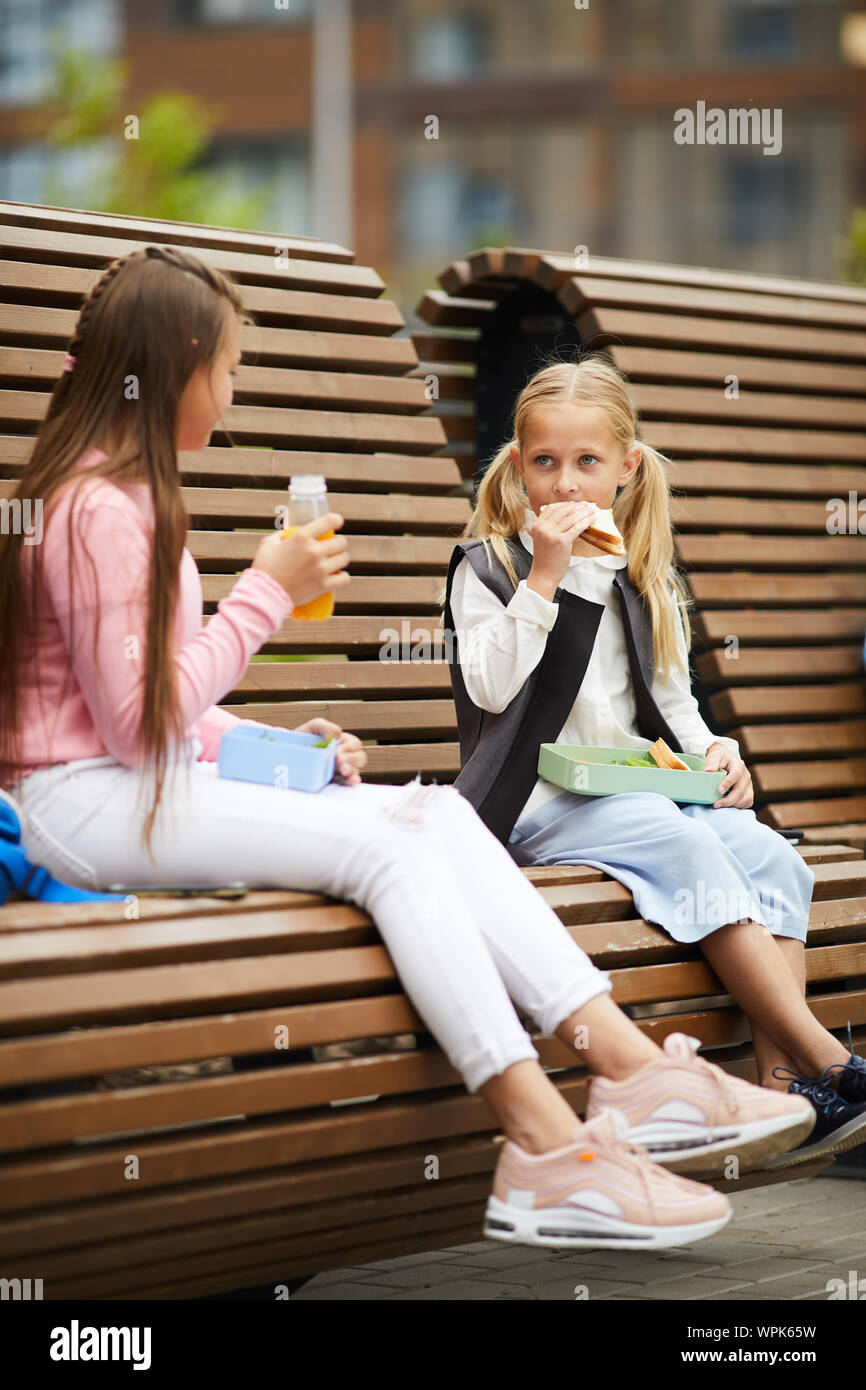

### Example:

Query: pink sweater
xmin=9 ymin=448 xmax=294 ymax=786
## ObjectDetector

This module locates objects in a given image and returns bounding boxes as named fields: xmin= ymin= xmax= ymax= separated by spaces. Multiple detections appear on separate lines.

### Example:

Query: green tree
xmin=21 ymin=45 xmax=277 ymax=228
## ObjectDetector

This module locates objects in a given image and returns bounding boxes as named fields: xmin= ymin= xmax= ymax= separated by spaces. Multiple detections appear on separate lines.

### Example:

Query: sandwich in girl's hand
xmin=579 ymin=504 xmax=625 ymax=557
xmin=541 ymin=502 xmax=625 ymax=557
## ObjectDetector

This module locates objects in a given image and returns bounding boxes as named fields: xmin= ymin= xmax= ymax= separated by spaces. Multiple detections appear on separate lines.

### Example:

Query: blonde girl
xmin=444 ymin=355 xmax=866 ymax=1170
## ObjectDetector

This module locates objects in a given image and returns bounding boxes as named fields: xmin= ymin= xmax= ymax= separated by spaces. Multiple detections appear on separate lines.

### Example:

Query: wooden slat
xmin=697 ymin=611 xmax=866 ymax=644
xmin=0 ymin=391 xmax=449 ymax=454
xmin=710 ymin=683 xmax=866 ymax=723
xmin=735 ymin=721 xmax=866 ymax=758
xmin=646 ymin=421 xmax=866 ymax=462
xmin=0 ymin=436 xmax=463 ymax=492
xmin=612 ymin=345 xmax=866 ymax=395
xmin=202 ymin=575 xmax=447 ymax=611
xmin=678 ymin=536 xmax=866 ymax=567
xmin=190 ymin=533 xmax=455 ymax=571
xmin=414 ymin=289 xmax=496 ymax=330
xmin=0 ymin=259 xmax=404 ymax=335
xmin=696 ymin=646 xmax=865 ymax=684
xmin=561 ymin=274 xmax=866 ymax=330
xmin=802 ymin=825 xmax=866 ymax=852
xmin=0 ymin=478 xmax=468 ymax=531
xmin=761 ymin=796 xmax=866 ymax=829
xmin=0 ymin=308 xmax=420 ymax=375
xmin=667 ymin=460 xmax=866 ymax=500
xmin=690 ymin=574 xmax=866 ymax=606
xmin=409 ymin=332 xmax=478 ymax=364
xmin=208 ymin=699 xmax=457 ymax=737
xmin=753 ymin=759 xmax=866 ymax=796
xmin=671 ymin=496 xmax=863 ymax=532
xmin=0 ymin=222 xmax=385 ymax=297
xmin=577 ymin=307 xmax=866 ymax=363
xmin=635 ymin=384 xmax=866 ymax=430
xmin=523 ymin=247 xmax=866 ymax=308
xmin=1 ymin=347 xmax=438 ymax=414
xmin=234 ymin=661 xmax=453 ymax=699
xmin=0 ymin=200 xmax=356 ymax=264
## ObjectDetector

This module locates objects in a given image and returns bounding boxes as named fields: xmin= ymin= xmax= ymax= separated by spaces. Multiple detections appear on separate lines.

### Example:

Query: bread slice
xmin=647 ymin=737 xmax=690 ymax=771
xmin=582 ymin=506 xmax=625 ymax=557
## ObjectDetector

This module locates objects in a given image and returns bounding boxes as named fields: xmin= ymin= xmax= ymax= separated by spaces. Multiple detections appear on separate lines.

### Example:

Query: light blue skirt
xmin=508 ymin=790 xmax=813 ymax=945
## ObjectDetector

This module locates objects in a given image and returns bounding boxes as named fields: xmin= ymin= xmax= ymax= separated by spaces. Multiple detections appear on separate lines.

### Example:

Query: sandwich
xmin=581 ymin=505 xmax=626 ymax=557
xmin=647 ymin=737 xmax=690 ymax=771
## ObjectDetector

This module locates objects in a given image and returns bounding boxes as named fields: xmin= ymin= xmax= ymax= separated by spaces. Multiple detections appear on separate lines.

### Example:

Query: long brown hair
xmin=451 ymin=356 xmax=693 ymax=677
xmin=0 ymin=244 xmax=253 ymax=860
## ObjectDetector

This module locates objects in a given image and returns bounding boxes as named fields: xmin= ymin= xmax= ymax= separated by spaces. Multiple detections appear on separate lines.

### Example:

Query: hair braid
xmin=66 ymin=249 xmax=149 ymax=361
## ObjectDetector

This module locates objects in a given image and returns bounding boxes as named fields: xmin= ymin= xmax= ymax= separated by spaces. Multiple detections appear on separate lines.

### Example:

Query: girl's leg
xmin=378 ymin=780 xmax=663 ymax=1080
xmin=698 ymin=921 xmax=850 ymax=1078
xmin=13 ymin=758 xmax=588 ymax=1151
xmin=746 ymin=937 xmax=806 ymax=1089
xmin=676 ymin=805 xmax=842 ymax=1086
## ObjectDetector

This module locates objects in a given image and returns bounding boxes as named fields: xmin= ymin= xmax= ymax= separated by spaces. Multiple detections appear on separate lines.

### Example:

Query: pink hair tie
xmin=62 ymin=352 xmax=76 ymax=373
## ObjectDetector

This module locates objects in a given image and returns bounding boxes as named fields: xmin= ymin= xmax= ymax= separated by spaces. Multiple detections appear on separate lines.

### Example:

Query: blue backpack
xmin=0 ymin=790 xmax=121 ymax=904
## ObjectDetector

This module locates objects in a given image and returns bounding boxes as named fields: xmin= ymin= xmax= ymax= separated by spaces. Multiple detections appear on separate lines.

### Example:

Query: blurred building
xmin=0 ymin=0 xmax=864 ymax=320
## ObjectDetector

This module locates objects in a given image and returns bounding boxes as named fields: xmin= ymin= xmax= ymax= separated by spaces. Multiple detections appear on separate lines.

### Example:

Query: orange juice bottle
xmin=279 ymin=475 xmax=335 ymax=620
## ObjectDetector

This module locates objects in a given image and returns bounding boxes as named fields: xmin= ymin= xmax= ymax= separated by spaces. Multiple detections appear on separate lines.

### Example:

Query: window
xmin=202 ymin=139 xmax=311 ymax=235
xmin=725 ymin=155 xmax=808 ymax=244
xmin=407 ymin=14 xmax=490 ymax=78
xmin=399 ymin=163 xmax=516 ymax=256
xmin=0 ymin=142 xmax=50 ymax=200
xmin=726 ymin=0 xmax=796 ymax=58
xmin=0 ymin=0 xmax=119 ymax=106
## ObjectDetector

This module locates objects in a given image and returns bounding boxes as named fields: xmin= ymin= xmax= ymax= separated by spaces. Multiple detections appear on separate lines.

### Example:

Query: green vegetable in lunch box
xmin=608 ymin=754 xmax=656 ymax=768
xmin=313 ymin=737 xmax=335 ymax=748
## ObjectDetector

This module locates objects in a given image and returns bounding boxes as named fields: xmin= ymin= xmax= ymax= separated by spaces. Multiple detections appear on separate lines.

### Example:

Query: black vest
xmin=443 ymin=536 xmax=684 ymax=845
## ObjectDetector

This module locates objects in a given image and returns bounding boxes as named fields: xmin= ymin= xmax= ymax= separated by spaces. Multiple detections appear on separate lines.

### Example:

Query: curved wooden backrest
xmin=414 ymin=248 xmax=866 ymax=849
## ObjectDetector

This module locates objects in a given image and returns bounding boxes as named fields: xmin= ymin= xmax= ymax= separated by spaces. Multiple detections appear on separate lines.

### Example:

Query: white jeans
xmin=11 ymin=744 xmax=611 ymax=1093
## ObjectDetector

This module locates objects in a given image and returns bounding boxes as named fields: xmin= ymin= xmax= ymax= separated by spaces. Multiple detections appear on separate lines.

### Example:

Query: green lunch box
xmin=537 ymin=743 xmax=725 ymax=806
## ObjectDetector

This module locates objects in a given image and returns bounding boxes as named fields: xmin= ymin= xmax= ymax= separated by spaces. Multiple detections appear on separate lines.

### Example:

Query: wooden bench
xmin=0 ymin=209 xmax=863 ymax=1299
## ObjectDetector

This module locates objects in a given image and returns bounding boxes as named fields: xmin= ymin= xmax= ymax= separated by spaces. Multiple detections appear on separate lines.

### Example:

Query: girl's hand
xmin=293 ymin=717 xmax=367 ymax=786
xmin=705 ymin=743 xmax=753 ymax=809
xmin=528 ymin=501 xmax=597 ymax=592
xmin=252 ymin=513 xmax=351 ymax=606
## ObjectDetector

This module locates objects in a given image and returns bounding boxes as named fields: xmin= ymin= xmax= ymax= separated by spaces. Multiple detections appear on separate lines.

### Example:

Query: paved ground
xmin=292 ymin=1175 xmax=866 ymax=1301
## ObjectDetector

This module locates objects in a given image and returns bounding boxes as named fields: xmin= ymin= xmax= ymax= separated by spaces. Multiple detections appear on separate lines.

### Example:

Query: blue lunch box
xmin=217 ymin=725 xmax=337 ymax=792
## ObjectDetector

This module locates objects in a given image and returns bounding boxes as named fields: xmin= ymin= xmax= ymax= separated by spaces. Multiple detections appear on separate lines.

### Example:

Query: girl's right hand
xmin=529 ymin=501 xmax=597 ymax=586
xmin=251 ymin=512 xmax=351 ymax=606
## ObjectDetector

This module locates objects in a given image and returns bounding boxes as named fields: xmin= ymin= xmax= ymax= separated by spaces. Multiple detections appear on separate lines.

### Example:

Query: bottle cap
xmin=289 ymin=474 xmax=327 ymax=496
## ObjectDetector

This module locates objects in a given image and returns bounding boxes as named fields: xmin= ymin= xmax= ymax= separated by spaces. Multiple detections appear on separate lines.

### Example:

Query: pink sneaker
xmin=586 ymin=1033 xmax=815 ymax=1176
xmin=484 ymin=1109 xmax=731 ymax=1250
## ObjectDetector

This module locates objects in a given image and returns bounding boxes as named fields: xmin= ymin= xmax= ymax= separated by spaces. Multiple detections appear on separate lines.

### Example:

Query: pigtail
xmin=615 ymin=442 xmax=693 ymax=678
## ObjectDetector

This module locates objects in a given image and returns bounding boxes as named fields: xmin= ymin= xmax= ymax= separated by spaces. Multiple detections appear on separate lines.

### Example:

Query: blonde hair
xmin=446 ymin=355 xmax=693 ymax=679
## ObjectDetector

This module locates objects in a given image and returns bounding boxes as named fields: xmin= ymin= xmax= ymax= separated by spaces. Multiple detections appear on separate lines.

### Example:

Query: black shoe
xmin=818 ymin=1021 xmax=866 ymax=1105
xmin=765 ymin=1067 xmax=866 ymax=1169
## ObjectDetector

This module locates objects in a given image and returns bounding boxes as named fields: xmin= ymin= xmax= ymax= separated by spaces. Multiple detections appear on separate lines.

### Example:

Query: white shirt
xmin=449 ymin=506 xmax=740 ymax=824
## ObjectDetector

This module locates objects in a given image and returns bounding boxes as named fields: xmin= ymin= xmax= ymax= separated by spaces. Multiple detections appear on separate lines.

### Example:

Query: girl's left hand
xmin=704 ymin=742 xmax=753 ymax=809
xmin=293 ymin=718 xmax=367 ymax=786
